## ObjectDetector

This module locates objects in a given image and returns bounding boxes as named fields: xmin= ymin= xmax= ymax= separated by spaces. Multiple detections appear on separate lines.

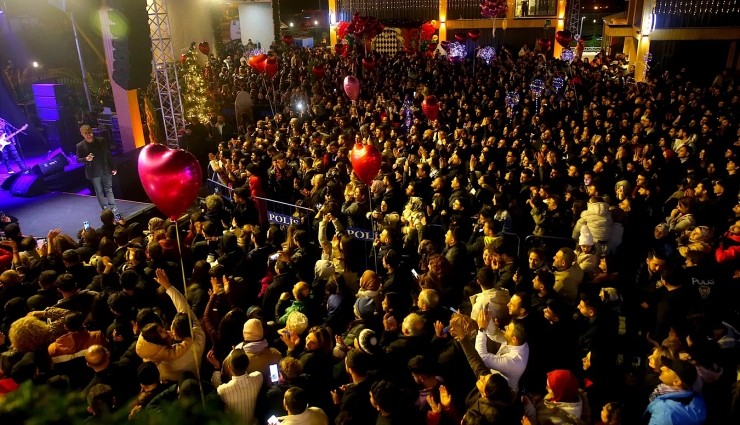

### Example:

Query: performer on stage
xmin=76 ymin=125 xmax=118 ymax=212
xmin=0 ymin=124 xmax=28 ymax=174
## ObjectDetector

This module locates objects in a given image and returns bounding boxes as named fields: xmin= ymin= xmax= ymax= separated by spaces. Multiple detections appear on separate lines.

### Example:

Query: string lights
xmin=180 ymin=44 xmax=209 ymax=122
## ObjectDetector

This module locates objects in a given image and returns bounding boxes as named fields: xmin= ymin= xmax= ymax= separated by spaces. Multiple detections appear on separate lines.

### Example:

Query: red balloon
xmin=180 ymin=53 xmax=187 ymax=64
xmin=427 ymin=43 xmax=438 ymax=52
xmin=335 ymin=44 xmax=346 ymax=55
xmin=138 ymin=144 xmax=202 ymax=220
xmin=468 ymin=29 xmax=481 ymax=41
xmin=538 ymin=38 xmax=552 ymax=51
xmin=264 ymin=57 xmax=279 ymax=78
xmin=454 ymin=32 xmax=467 ymax=42
xmin=555 ymin=30 xmax=572 ymax=48
xmin=343 ymin=75 xmax=360 ymax=101
xmin=282 ymin=35 xmax=294 ymax=44
xmin=248 ymin=53 xmax=268 ymax=73
xmin=312 ymin=65 xmax=326 ymax=79
xmin=350 ymin=143 xmax=382 ymax=186
xmin=421 ymin=95 xmax=439 ymax=121
xmin=198 ymin=41 xmax=210 ymax=55
xmin=362 ymin=57 xmax=375 ymax=69
xmin=440 ymin=40 xmax=451 ymax=50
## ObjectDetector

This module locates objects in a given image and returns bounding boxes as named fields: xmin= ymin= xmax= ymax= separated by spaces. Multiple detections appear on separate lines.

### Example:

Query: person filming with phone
xmin=76 ymin=124 xmax=117 ymax=213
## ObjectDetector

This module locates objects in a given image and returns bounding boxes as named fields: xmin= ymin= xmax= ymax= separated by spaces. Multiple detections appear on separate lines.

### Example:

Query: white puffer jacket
xmin=573 ymin=201 xmax=613 ymax=243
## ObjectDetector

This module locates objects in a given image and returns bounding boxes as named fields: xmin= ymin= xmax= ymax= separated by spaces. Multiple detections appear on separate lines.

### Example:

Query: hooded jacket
xmin=573 ymin=201 xmax=612 ymax=243
xmin=646 ymin=390 xmax=707 ymax=425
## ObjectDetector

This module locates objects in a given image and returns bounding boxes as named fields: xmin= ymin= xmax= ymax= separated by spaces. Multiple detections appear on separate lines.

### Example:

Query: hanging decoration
xmin=480 ymin=0 xmax=508 ymax=37
xmin=362 ymin=57 xmax=376 ymax=70
xmin=530 ymin=79 xmax=545 ymax=110
xmin=642 ymin=51 xmax=653 ymax=81
xmin=505 ymin=91 xmax=519 ymax=119
xmin=346 ymin=13 xmax=385 ymax=53
xmin=477 ymin=46 xmax=496 ymax=65
xmin=560 ymin=49 xmax=575 ymax=63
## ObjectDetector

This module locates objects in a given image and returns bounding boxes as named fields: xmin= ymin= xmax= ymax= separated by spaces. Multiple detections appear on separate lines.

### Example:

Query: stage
xmin=0 ymin=190 xmax=155 ymax=238
xmin=1 ymin=151 xmax=157 ymax=238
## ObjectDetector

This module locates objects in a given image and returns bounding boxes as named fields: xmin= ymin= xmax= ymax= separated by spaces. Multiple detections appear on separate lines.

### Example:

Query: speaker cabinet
xmin=32 ymin=152 xmax=69 ymax=176
xmin=10 ymin=174 xmax=47 ymax=197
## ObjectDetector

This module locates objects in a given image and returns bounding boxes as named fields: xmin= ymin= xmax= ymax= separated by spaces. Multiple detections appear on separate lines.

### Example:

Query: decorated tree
xmin=179 ymin=43 xmax=209 ymax=122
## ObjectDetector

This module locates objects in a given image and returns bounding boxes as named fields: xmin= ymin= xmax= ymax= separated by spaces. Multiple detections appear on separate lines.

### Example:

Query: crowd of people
xmin=1 ymin=39 xmax=739 ymax=425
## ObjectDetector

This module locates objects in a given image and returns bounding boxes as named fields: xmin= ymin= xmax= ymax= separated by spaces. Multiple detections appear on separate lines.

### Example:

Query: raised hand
xmin=154 ymin=269 xmax=172 ymax=289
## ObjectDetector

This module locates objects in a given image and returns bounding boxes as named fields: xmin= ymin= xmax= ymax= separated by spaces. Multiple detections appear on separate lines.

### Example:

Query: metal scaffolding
xmin=147 ymin=0 xmax=184 ymax=148
xmin=567 ymin=0 xmax=581 ymax=35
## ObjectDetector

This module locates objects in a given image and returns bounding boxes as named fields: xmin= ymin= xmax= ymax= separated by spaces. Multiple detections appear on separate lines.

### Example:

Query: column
xmin=439 ymin=0 xmax=447 ymax=41
xmin=553 ymin=0 xmax=567 ymax=58
xmin=328 ymin=0 xmax=337 ymax=47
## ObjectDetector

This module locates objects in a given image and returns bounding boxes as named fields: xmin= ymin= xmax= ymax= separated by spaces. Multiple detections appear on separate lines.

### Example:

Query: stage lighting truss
xmin=147 ymin=0 xmax=185 ymax=148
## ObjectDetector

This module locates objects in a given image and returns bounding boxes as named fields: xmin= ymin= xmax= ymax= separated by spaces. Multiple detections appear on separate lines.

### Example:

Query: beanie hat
xmin=357 ymin=329 xmax=379 ymax=354
xmin=579 ymin=225 xmax=594 ymax=246
xmin=314 ymin=259 xmax=335 ymax=280
xmin=354 ymin=296 xmax=376 ymax=320
xmin=286 ymin=311 xmax=309 ymax=335
xmin=242 ymin=319 xmax=264 ymax=342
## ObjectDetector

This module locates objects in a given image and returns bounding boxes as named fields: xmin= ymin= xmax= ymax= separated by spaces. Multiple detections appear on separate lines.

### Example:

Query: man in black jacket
xmin=331 ymin=349 xmax=377 ymax=425
xmin=76 ymin=125 xmax=117 ymax=213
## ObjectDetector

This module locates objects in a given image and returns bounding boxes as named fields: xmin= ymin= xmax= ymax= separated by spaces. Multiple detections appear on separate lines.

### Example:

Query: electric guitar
xmin=0 ymin=124 xmax=28 ymax=151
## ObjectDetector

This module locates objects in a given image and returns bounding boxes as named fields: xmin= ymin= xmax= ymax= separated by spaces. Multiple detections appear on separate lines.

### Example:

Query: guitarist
xmin=0 ymin=124 xmax=28 ymax=175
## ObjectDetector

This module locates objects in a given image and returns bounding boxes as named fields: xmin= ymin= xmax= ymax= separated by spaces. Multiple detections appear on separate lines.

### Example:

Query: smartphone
xmin=411 ymin=269 xmax=419 ymax=279
xmin=83 ymin=221 xmax=91 ymax=231
xmin=269 ymin=252 xmax=280 ymax=261
xmin=269 ymin=364 xmax=279 ymax=383
xmin=449 ymin=307 xmax=458 ymax=313
xmin=267 ymin=415 xmax=280 ymax=425
xmin=442 ymin=326 xmax=449 ymax=334
xmin=115 ymin=213 xmax=123 ymax=222
xmin=36 ymin=238 xmax=46 ymax=249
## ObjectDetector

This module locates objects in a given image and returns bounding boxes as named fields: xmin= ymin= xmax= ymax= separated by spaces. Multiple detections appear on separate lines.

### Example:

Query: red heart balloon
xmin=468 ymin=29 xmax=481 ymax=41
xmin=248 ymin=53 xmax=268 ymax=73
xmin=555 ymin=30 xmax=572 ymax=48
xmin=454 ymin=32 xmax=467 ymax=42
xmin=362 ymin=57 xmax=375 ymax=69
xmin=422 ymin=95 xmax=439 ymax=121
xmin=198 ymin=41 xmax=210 ymax=55
xmin=312 ymin=65 xmax=326 ymax=79
xmin=538 ymin=38 xmax=552 ymax=51
xmin=264 ymin=57 xmax=279 ymax=78
xmin=138 ymin=144 xmax=202 ymax=220
xmin=350 ymin=143 xmax=382 ymax=186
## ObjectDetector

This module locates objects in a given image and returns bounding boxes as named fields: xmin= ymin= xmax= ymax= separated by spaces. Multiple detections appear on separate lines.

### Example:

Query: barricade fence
xmin=203 ymin=186 xmax=577 ymax=266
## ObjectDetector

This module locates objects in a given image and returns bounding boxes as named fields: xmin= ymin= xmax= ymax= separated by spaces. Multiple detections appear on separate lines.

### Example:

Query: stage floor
xmin=0 ymin=191 xmax=155 ymax=238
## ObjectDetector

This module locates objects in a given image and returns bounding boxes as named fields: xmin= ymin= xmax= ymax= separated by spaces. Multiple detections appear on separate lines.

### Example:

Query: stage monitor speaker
xmin=1 ymin=173 xmax=22 ymax=191
xmin=10 ymin=174 xmax=46 ymax=197
xmin=32 ymin=151 xmax=69 ymax=176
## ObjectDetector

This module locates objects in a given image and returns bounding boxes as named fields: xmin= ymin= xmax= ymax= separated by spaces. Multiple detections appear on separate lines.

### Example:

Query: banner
xmin=347 ymin=227 xmax=375 ymax=242
xmin=267 ymin=211 xmax=301 ymax=226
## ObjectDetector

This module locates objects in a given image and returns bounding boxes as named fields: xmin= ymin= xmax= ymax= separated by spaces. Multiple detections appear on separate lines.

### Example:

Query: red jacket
xmin=715 ymin=232 xmax=740 ymax=264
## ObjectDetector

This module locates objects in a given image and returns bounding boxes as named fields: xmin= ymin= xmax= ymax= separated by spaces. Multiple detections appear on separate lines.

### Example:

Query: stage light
xmin=296 ymin=102 xmax=304 ymax=111
xmin=314 ymin=20 xmax=318 ymax=26
xmin=32 ymin=61 xmax=39 ymax=68
xmin=289 ymin=22 xmax=294 ymax=27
